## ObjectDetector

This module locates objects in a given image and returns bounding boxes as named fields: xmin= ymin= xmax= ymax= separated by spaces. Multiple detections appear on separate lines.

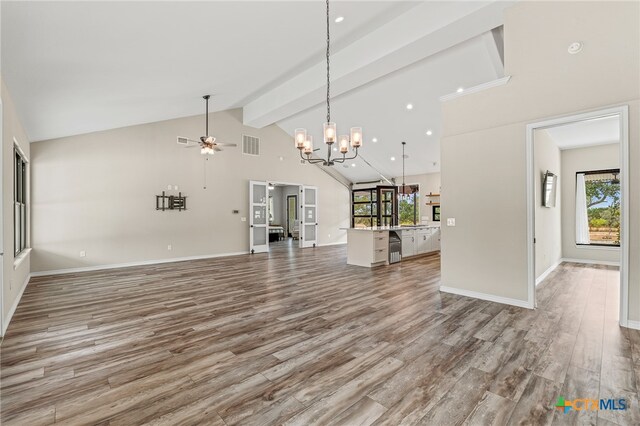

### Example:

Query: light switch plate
xmin=241 ymin=217 xmax=247 ymax=222
xmin=447 ymin=218 xmax=456 ymax=227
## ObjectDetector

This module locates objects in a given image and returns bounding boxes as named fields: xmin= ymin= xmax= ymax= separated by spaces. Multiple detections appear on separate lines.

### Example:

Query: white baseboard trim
xmin=2 ymin=273 xmax=31 ymax=336
xmin=30 ymin=251 xmax=249 ymax=277
xmin=561 ymin=258 xmax=620 ymax=267
xmin=536 ymin=259 xmax=562 ymax=286
xmin=626 ymin=320 xmax=640 ymax=330
xmin=439 ymin=285 xmax=533 ymax=309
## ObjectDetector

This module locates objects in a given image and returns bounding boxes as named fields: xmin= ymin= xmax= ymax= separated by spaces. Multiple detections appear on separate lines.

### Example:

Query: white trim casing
xmin=627 ymin=320 xmax=640 ymax=331
xmin=30 ymin=251 xmax=249 ymax=277
xmin=2 ymin=274 xmax=31 ymax=336
xmin=439 ymin=285 xmax=532 ymax=309
xmin=526 ymin=105 xmax=629 ymax=328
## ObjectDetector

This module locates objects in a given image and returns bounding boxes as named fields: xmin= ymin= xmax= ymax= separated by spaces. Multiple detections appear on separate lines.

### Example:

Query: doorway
xmin=249 ymin=180 xmax=318 ymax=253
xmin=526 ymin=106 xmax=629 ymax=327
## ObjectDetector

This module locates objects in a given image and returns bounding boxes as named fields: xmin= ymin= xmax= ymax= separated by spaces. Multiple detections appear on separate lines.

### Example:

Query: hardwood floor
xmin=1 ymin=245 xmax=638 ymax=425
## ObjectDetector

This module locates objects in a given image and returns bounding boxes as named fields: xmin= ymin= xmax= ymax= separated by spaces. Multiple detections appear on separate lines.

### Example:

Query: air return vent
xmin=242 ymin=135 xmax=260 ymax=156
xmin=177 ymin=136 xmax=189 ymax=145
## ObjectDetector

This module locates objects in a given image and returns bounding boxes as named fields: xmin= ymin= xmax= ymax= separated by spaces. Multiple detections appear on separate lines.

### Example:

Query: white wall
xmin=1 ymin=78 xmax=31 ymax=336
xmin=30 ymin=108 xmax=350 ymax=273
xmin=269 ymin=186 xmax=284 ymax=225
xmin=440 ymin=0 xmax=640 ymax=321
xmin=534 ymin=129 xmax=562 ymax=279
xmin=561 ymin=143 xmax=620 ymax=263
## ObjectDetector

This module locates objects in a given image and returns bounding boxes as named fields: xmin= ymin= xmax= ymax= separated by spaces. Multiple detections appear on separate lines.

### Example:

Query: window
xmin=398 ymin=184 xmax=419 ymax=226
xmin=352 ymin=189 xmax=377 ymax=228
xmin=351 ymin=186 xmax=399 ymax=228
xmin=576 ymin=169 xmax=620 ymax=246
xmin=14 ymin=148 xmax=28 ymax=255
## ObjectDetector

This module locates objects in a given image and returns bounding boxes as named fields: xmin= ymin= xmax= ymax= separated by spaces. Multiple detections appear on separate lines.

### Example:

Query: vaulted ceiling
xmin=2 ymin=1 xmax=511 ymax=182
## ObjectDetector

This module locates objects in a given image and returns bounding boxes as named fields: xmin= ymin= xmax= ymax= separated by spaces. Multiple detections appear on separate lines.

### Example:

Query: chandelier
xmin=294 ymin=0 xmax=362 ymax=166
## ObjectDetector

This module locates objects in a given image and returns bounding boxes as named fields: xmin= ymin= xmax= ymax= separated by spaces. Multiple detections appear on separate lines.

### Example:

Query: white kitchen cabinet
xmin=401 ymin=230 xmax=415 ymax=258
xmin=416 ymin=229 xmax=430 ymax=254
xmin=347 ymin=229 xmax=389 ymax=267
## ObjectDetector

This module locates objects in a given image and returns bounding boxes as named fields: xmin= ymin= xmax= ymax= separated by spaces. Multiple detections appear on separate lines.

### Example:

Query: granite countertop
xmin=342 ymin=225 xmax=440 ymax=231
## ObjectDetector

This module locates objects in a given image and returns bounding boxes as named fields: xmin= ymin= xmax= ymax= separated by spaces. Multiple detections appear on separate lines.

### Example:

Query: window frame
xmin=14 ymin=146 xmax=28 ymax=256
xmin=576 ymin=168 xmax=620 ymax=248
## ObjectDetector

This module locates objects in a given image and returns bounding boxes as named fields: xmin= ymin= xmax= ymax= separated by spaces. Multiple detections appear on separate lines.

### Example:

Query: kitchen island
xmin=344 ymin=225 xmax=441 ymax=267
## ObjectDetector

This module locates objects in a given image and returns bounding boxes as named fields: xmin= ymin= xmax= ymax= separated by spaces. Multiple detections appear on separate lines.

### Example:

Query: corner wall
xmin=1 ymin=78 xmax=31 ymax=336
xmin=440 ymin=1 xmax=640 ymax=321
xmin=534 ymin=129 xmax=562 ymax=279
xmin=30 ymin=109 xmax=350 ymax=274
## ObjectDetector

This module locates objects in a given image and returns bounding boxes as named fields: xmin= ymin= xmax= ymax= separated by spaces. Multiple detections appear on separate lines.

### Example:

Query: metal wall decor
xmin=156 ymin=191 xmax=187 ymax=211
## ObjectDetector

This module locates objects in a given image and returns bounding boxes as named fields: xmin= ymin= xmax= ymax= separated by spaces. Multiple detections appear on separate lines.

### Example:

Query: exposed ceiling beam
xmin=243 ymin=0 xmax=515 ymax=128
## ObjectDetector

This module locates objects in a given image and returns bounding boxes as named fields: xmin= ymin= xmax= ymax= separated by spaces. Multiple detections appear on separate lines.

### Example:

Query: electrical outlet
xmin=167 ymin=184 xmax=172 ymax=190
xmin=241 ymin=217 xmax=247 ymax=222
xmin=167 ymin=245 xmax=172 ymax=251
xmin=446 ymin=218 xmax=456 ymax=227
xmin=80 ymin=250 xmax=86 ymax=257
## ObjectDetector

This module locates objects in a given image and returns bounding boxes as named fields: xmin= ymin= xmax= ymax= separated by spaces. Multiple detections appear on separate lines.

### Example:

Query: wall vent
xmin=242 ymin=135 xmax=260 ymax=156
xmin=177 ymin=136 xmax=189 ymax=145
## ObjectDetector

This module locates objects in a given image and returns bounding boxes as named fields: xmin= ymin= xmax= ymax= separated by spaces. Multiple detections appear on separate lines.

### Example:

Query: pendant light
xmin=400 ymin=141 xmax=408 ymax=198
xmin=294 ymin=0 xmax=362 ymax=166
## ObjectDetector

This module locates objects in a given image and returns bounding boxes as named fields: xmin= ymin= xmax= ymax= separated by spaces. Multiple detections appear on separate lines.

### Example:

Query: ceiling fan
xmin=177 ymin=95 xmax=237 ymax=155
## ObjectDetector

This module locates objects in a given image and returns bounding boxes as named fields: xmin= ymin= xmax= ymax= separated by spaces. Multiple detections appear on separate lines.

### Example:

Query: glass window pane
xmin=15 ymin=203 xmax=20 ymax=254
xmin=252 ymin=184 xmax=266 ymax=204
xmin=583 ymin=171 xmax=620 ymax=246
xmin=353 ymin=191 xmax=372 ymax=203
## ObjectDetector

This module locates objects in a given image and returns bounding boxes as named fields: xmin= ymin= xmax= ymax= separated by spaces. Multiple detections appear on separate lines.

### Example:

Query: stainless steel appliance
xmin=389 ymin=231 xmax=402 ymax=263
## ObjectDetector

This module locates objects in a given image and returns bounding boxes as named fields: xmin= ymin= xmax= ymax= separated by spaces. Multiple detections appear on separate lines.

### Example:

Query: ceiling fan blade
xmin=214 ymin=143 xmax=237 ymax=147
xmin=214 ymin=147 xmax=223 ymax=152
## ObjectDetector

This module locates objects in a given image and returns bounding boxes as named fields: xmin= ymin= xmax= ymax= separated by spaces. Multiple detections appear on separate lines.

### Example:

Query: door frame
xmin=525 ymin=105 xmax=629 ymax=327
xmin=300 ymin=185 xmax=318 ymax=248
xmin=249 ymin=180 xmax=269 ymax=254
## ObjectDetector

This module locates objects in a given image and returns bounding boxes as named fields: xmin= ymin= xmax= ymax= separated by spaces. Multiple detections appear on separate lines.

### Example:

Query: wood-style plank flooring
xmin=1 ymin=241 xmax=639 ymax=425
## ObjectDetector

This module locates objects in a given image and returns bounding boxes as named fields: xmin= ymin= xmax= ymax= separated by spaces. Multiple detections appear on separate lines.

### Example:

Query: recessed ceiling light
xmin=335 ymin=16 xmax=344 ymax=23
xmin=372 ymin=137 xmax=378 ymax=143
xmin=406 ymin=103 xmax=413 ymax=110
xmin=426 ymin=130 xmax=433 ymax=136
xmin=390 ymin=156 xmax=396 ymax=161
xmin=456 ymin=87 xmax=464 ymax=93
xmin=568 ymin=41 xmax=583 ymax=54
xmin=351 ymin=163 xmax=356 ymax=167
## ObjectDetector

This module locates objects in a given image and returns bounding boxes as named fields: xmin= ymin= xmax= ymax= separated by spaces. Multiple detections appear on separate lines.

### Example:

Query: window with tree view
xmin=398 ymin=184 xmax=419 ymax=226
xmin=578 ymin=169 xmax=620 ymax=246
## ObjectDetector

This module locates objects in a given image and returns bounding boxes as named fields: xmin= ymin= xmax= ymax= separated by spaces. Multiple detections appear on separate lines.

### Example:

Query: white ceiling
xmin=543 ymin=115 xmax=620 ymax=150
xmin=2 ymin=1 xmax=510 ymax=182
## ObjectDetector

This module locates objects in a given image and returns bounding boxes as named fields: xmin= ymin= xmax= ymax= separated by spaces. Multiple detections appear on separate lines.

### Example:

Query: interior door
xmin=300 ymin=185 xmax=318 ymax=248
xmin=249 ymin=180 xmax=269 ymax=253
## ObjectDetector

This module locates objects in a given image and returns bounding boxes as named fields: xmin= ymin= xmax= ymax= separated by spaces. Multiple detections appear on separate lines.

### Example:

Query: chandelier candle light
xmin=294 ymin=0 xmax=362 ymax=166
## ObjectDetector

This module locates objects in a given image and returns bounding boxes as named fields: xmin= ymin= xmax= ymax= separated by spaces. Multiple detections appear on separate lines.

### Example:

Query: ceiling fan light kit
xmin=294 ymin=0 xmax=363 ymax=166
xmin=177 ymin=95 xmax=237 ymax=156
